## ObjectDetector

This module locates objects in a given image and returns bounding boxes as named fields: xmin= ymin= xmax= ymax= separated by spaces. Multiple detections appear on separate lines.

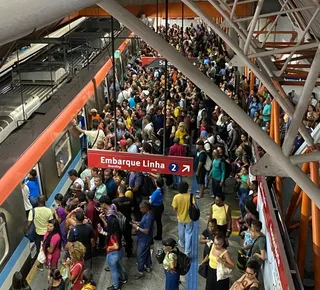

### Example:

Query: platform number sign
xmin=169 ymin=163 xmax=179 ymax=173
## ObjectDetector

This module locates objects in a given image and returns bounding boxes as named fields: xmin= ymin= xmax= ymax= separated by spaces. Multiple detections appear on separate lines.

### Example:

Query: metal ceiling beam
xmin=260 ymin=0 xmax=289 ymax=48
xmin=211 ymin=0 xmax=274 ymax=77
xmin=99 ymin=0 xmax=320 ymax=211
xmin=230 ymin=0 xmax=238 ymax=19
xmin=248 ymin=42 xmax=319 ymax=58
xmin=227 ymin=0 xmax=258 ymax=5
xmin=290 ymin=152 xmax=320 ymax=165
xmin=182 ymin=0 xmax=313 ymax=145
xmin=18 ymin=38 xmax=68 ymax=44
xmin=278 ymin=7 xmax=320 ymax=76
xmin=282 ymin=44 xmax=320 ymax=157
xmin=233 ymin=5 xmax=317 ymax=22
xmin=244 ymin=0 xmax=264 ymax=55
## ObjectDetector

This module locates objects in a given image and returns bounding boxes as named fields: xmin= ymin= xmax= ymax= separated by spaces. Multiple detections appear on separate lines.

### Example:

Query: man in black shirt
xmin=66 ymin=210 xmax=95 ymax=268
xmin=113 ymin=184 xmax=133 ymax=257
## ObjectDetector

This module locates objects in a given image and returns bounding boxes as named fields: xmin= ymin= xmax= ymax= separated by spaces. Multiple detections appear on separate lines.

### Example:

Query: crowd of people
xmin=20 ymin=20 xmax=317 ymax=290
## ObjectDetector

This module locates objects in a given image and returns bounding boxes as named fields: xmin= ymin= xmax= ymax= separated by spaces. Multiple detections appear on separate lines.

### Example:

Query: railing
xmin=252 ymin=141 xmax=298 ymax=290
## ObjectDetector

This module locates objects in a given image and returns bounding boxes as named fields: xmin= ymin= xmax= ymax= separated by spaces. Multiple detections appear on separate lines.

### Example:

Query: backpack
xmin=189 ymin=194 xmax=200 ymax=221
xmin=202 ymin=151 xmax=212 ymax=171
xmin=173 ymin=248 xmax=191 ymax=276
xmin=113 ymin=209 xmax=127 ymax=233
xmin=141 ymin=174 xmax=156 ymax=197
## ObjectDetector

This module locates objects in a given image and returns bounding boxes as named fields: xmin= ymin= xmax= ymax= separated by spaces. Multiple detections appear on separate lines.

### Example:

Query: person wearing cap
xmin=162 ymin=238 xmax=180 ymax=290
xmin=195 ymin=140 xmax=207 ymax=198
xmin=90 ymin=108 xmax=101 ymax=123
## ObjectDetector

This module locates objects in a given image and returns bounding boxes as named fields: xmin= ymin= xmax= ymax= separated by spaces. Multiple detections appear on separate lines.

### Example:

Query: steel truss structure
xmin=97 ymin=0 xmax=320 ymax=287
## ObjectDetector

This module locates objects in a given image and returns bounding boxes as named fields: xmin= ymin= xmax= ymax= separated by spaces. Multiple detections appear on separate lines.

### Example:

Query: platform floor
xmin=28 ymin=177 xmax=247 ymax=290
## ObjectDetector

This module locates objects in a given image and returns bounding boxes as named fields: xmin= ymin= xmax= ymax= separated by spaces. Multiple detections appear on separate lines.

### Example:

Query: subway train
xmin=0 ymin=32 xmax=140 ymax=290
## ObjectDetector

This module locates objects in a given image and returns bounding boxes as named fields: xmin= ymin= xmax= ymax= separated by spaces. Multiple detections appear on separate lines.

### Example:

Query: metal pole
xmin=284 ymin=163 xmax=308 ymax=226
xmin=282 ymin=44 xmax=320 ymax=156
xmin=98 ymin=0 xmax=320 ymax=208
xmin=111 ymin=16 xmax=117 ymax=150
xmin=182 ymin=0 xmax=313 ymax=145
xmin=243 ymin=0 xmax=264 ymax=55
xmin=279 ymin=7 xmax=320 ymax=76
xmin=290 ymin=152 xmax=320 ymax=165
xmin=230 ymin=0 xmax=238 ymax=19
xmin=156 ymin=0 xmax=159 ymax=33
xmin=163 ymin=0 xmax=168 ymax=155
xmin=310 ymin=161 xmax=320 ymax=290
xmin=248 ymin=42 xmax=319 ymax=58
xmin=297 ymin=190 xmax=310 ymax=278
xmin=181 ymin=2 xmax=184 ymax=54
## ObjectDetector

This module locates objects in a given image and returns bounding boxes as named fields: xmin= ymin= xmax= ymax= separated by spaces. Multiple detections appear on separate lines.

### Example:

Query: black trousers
xmin=123 ymin=223 xmax=133 ymax=257
xmin=151 ymin=204 xmax=164 ymax=239
xmin=35 ymin=233 xmax=44 ymax=255
xmin=212 ymin=179 xmax=223 ymax=196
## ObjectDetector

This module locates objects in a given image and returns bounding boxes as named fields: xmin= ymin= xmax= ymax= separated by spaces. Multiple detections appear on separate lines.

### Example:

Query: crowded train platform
xmin=0 ymin=1 xmax=319 ymax=290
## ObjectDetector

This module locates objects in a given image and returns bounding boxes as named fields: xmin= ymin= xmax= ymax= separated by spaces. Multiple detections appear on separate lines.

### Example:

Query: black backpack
xmin=141 ymin=174 xmax=156 ymax=197
xmin=173 ymin=248 xmax=191 ymax=276
xmin=189 ymin=194 xmax=200 ymax=221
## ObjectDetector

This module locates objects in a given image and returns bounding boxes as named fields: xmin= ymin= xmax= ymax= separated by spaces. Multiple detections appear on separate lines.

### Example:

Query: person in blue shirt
xmin=132 ymin=201 xmax=154 ymax=279
xmin=209 ymin=150 xmax=225 ymax=198
xmin=128 ymin=92 xmax=136 ymax=109
xmin=25 ymin=169 xmax=40 ymax=207
xmin=149 ymin=178 xmax=164 ymax=241
xmin=248 ymin=96 xmax=262 ymax=119
xmin=104 ymin=169 xmax=117 ymax=200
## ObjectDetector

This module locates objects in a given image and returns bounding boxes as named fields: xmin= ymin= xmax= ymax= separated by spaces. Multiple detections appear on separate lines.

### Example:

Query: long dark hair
xmin=44 ymin=219 xmax=61 ymax=254
xmin=11 ymin=272 xmax=30 ymax=290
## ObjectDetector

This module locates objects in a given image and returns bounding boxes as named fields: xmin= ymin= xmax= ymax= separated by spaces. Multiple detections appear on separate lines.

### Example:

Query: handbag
xmin=189 ymin=194 xmax=200 ymax=221
xmin=216 ymin=250 xmax=232 ymax=281
xmin=37 ymin=242 xmax=46 ymax=264
xmin=198 ymin=262 xmax=209 ymax=278
xmin=25 ymin=208 xmax=36 ymax=242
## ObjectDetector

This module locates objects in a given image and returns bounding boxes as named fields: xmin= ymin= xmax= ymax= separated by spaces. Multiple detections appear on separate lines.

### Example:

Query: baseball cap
xmin=162 ymin=238 xmax=177 ymax=248
xmin=90 ymin=108 xmax=98 ymax=113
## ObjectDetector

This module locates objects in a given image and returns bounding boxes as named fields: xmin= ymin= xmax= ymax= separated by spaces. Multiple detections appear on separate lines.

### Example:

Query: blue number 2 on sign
xmin=169 ymin=163 xmax=179 ymax=173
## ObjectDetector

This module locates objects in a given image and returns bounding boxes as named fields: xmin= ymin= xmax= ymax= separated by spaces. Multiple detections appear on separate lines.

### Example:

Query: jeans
xmin=107 ymin=250 xmax=126 ymax=289
xmin=238 ymin=187 xmax=249 ymax=217
xmin=165 ymin=270 xmax=180 ymax=290
xmin=178 ymin=222 xmax=193 ymax=257
xmin=136 ymin=240 xmax=152 ymax=273
xmin=173 ymin=175 xmax=182 ymax=187
xmin=151 ymin=204 xmax=164 ymax=239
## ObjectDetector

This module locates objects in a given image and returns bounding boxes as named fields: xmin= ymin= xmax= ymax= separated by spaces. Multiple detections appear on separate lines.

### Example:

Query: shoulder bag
xmin=189 ymin=194 xmax=200 ymax=221
xmin=216 ymin=250 xmax=233 ymax=281
xmin=88 ymin=130 xmax=100 ymax=149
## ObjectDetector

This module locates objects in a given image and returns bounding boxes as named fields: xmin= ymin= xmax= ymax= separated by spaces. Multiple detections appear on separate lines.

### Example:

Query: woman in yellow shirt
xmin=203 ymin=234 xmax=235 ymax=290
xmin=175 ymin=122 xmax=188 ymax=146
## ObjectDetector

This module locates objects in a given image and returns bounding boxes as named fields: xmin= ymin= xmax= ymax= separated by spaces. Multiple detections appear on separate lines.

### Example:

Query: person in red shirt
xmin=168 ymin=137 xmax=186 ymax=189
xmin=85 ymin=191 xmax=99 ymax=239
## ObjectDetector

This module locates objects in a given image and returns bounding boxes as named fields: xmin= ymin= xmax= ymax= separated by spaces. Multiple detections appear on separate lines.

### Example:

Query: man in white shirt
xmin=117 ymin=85 xmax=130 ymax=104
xmin=21 ymin=180 xmax=32 ymax=216
xmin=127 ymin=138 xmax=138 ymax=153
xmin=72 ymin=119 xmax=105 ymax=149
xmin=68 ymin=169 xmax=85 ymax=190
xmin=143 ymin=115 xmax=154 ymax=140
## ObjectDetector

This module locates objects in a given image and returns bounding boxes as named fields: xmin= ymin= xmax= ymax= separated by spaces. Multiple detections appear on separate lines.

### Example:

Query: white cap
xmin=143 ymin=90 xmax=150 ymax=96
xmin=90 ymin=108 xmax=98 ymax=113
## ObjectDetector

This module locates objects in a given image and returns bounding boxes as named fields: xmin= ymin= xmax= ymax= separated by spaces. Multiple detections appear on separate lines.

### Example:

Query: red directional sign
xmin=87 ymin=149 xmax=194 ymax=176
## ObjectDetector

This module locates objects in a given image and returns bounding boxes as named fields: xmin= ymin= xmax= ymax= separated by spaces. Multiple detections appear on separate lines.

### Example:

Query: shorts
xmin=196 ymin=170 xmax=206 ymax=185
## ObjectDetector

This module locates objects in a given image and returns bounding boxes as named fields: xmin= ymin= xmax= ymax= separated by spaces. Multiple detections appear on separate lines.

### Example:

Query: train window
xmin=54 ymin=132 xmax=72 ymax=177
xmin=0 ymin=214 xmax=9 ymax=266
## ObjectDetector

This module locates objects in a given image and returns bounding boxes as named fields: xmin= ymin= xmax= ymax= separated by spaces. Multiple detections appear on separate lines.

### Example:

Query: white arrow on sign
xmin=182 ymin=165 xmax=190 ymax=172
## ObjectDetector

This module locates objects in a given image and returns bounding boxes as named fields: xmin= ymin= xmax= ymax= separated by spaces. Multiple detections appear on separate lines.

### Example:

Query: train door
xmin=0 ymin=213 xmax=9 ymax=267
xmin=25 ymin=163 xmax=44 ymax=199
